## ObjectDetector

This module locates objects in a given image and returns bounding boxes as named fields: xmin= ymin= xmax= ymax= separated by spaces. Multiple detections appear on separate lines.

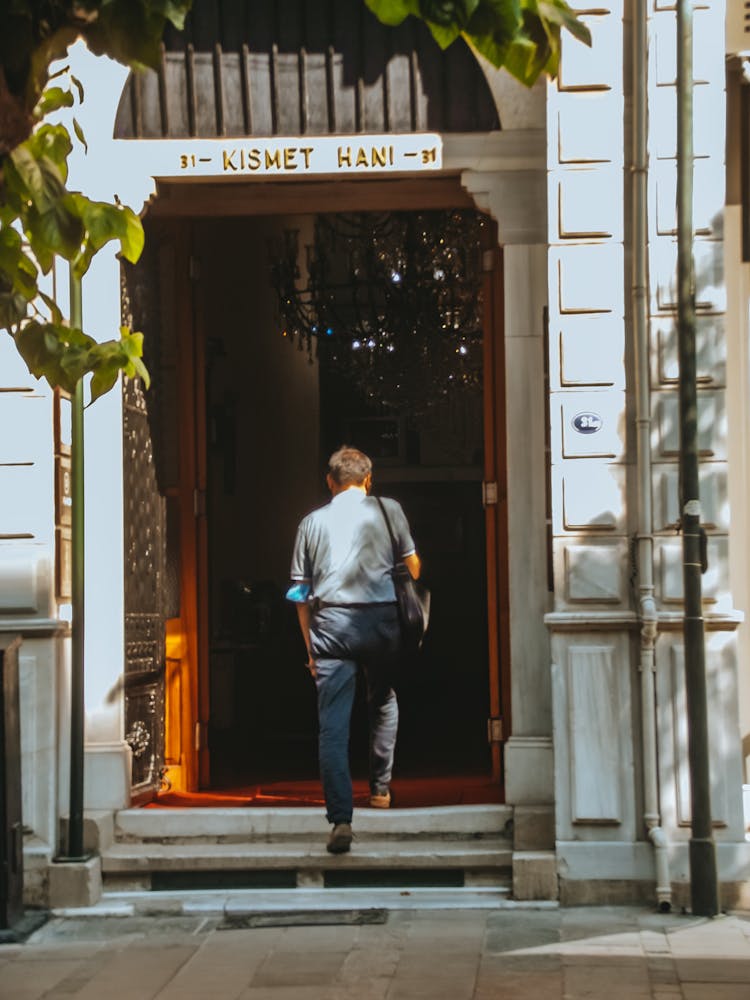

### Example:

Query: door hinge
xmin=487 ymin=717 xmax=503 ymax=744
xmin=482 ymin=481 xmax=498 ymax=507
xmin=482 ymin=249 xmax=496 ymax=273
xmin=189 ymin=254 xmax=200 ymax=281
xmin=193 ymin=488 xmax=206 ymax=517
xmin=195 ymin=720 xmax=207 ymax=751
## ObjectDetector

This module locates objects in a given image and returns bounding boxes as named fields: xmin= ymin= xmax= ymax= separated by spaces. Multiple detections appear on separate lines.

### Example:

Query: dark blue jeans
xmin=310 ymin=604 xmax=401 ymax=825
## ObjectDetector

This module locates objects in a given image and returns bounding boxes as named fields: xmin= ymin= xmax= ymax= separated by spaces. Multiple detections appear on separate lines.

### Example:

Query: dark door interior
xmin=198 ymin=210 xmax=493 ymax=791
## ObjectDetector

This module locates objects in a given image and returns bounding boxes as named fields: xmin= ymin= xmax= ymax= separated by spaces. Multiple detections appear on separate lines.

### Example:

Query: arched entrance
xmin=118 ymin=0 xmax=510 ymax=804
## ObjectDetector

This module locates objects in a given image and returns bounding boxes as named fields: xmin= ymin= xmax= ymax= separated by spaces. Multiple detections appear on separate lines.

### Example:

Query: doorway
xmin=134 ymin=181 xmax=509 ymax=805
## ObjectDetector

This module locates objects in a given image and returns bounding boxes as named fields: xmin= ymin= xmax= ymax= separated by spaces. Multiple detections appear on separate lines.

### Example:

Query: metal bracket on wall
xmin=193 ymin=488 xmax=207 ymax=518
xmin=194 ymin=721 xmax=207 ymax=752
xmin=487 ymin=717 xmax=503 ymax=743
xmin=482 ymin=481 xmax=498 ymax=507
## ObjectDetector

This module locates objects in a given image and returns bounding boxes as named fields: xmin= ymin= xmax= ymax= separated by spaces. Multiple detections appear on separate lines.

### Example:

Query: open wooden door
xmin=147 ymin=193 xmax=508 ymax=798
xmin=137 ymin=218 xmax=209 ymax=794
xmin=482 ymin=237 xmax=511 ymax=782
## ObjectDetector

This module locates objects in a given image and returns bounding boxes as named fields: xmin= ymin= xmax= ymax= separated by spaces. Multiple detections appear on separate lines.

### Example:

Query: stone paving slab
xmin=0 ymin=906 xmax=748 ymax=999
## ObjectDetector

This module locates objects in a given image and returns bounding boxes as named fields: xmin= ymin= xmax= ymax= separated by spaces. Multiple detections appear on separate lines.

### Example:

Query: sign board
xmin=571 ymin=411 xmax=603 ymax=435
xmin=117 ymin=133 xmax=443 ymax=180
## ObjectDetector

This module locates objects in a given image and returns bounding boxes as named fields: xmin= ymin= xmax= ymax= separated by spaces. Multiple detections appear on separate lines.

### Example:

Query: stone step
xmin=102 ymin=837 xmax=513 ymax=875
xmin=112 ymin=804 xmax=513 ymax=845
xmin=58 ymin=885 xmax=533 ymax=919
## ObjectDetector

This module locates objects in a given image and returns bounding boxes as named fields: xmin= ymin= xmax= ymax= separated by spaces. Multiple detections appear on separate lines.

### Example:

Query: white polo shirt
xmin=289 ymin=489 xmax=416 ymax=605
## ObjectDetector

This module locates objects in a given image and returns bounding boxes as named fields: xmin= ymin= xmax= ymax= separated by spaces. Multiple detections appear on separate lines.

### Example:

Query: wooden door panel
xmin=482 ymin=237 xmax=510 ymax=782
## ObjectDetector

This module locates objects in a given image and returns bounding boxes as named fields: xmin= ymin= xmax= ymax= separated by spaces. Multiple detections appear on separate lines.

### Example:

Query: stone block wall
xmin=648 ymin=0 xmax=745 ymax=843
xmin=548 ymin=0 xmax=747 ymax=900
xmin=0 ymin=329 xmax=65 ymax=875
xmin=546 ymin=0 xmax=634 ymax=849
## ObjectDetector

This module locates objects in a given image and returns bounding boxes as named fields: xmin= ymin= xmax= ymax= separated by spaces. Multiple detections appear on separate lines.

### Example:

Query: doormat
xmin=218 ymin=908 xmax=388 ymax=929
xmin=147 ymin=776 xmax=502 ymax=809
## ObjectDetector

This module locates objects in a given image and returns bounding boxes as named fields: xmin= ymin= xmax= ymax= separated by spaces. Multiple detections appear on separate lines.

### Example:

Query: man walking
xmin=287 ymin=446 xmax=421 ymax=854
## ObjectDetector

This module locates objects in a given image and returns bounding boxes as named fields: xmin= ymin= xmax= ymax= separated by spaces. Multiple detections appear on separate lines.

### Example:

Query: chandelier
xmin=269 ymin=210 xmax=486 ymax=413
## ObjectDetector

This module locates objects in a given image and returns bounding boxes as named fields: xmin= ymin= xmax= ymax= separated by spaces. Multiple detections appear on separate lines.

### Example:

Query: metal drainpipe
xmin=632 ymin=0 xmax=672 ymax=910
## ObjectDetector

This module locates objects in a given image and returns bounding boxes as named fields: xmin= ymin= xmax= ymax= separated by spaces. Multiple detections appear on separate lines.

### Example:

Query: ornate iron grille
xmin=121 ymin=247 xmax=167 ymax=796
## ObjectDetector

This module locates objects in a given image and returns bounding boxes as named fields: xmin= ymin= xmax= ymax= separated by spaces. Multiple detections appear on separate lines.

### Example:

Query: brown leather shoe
xmin=326 ymin=822 xmax=353 ymax=854
xmin=369 ymin=791 xmax=391 ymax=809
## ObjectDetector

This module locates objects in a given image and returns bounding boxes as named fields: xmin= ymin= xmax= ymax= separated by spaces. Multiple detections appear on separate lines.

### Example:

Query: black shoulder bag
xmin=375 ymin=497 xmax=430 ymax=652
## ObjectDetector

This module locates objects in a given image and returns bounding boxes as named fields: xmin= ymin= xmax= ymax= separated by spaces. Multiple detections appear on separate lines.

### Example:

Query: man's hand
xmin=295 ymin=603 xmax=316 ymax=677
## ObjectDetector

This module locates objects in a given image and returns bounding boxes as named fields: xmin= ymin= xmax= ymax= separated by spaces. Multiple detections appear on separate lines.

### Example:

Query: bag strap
xmin=374 ymin=496 xmax=399 ymax=566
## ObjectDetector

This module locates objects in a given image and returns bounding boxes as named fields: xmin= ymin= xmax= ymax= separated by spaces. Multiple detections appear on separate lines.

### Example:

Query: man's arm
xmin=295 ymin=602 xmax=316 ymax=677
xmin=390 ymin=500 xmax=420 ymax=579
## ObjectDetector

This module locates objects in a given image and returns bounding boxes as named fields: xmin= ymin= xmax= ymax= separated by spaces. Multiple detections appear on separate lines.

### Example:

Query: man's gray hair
xmin=328 ymin=446 xmax=372 ymax=486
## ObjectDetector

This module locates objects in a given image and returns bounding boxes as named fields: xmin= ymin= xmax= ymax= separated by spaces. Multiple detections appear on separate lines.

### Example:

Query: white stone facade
xmin=548 ymin=0 xmax=749 ymax=906
xmin=1 ymin=2 xmax=749 ymax=908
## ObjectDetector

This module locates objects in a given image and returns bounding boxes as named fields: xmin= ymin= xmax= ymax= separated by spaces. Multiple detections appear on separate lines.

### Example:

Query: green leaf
xmin=59 ymin=344 xmax=90 ymax=379
xmin=70 ymin=73 xmax=85 ymax=104
xmin=24 ymin=227 xmax=55 ymax=275
xmin=13 ymin=254 xmax=38 ymax=300
xmin=495 ymin=33 xmax=544 ymax=84
xmin=0 ymin=226 xmax=23 ymax=260
xmin=130 ymin=355 xmax=150 ymax=387
xmin=0 ymin=226 xmax=38 ymax=305
xmin=425 ymin=20 xmax=462 ymax=47
xmin=150 ymin=0 xmax=194 ymax=32
xmin=365 ymin=0 xmax=421 ymax=27
xmin=8 ymin=145 xmax=67 ymax=212
xmin=469 ymin=0 xmax=521 ymax=43
xmin=14 ymin=322 xmax=48 ymax=377
xmin=14 ymin=321 xmax=67 ymax=387
xmin=9 ymin=145 xmax=48 ymax=208
xmin=12 ymin=320 xmax=120 ymax=395
xmin=0 ymin=203 xmax=18 ymax=227
xmin=81 ymin=0 xmax=190 ymax=69
xmin=26 ymin=195 xmax=85 ymax=267
xmin=39 ymin=291 xmax=64 ymax=326
xmin=27 ymin=26 xmax=80 ymax=116
xmin=72 ymin=117 xmax=88 ymax=154
xmin=120 ymin=329 xmax=145 ymax=359
xmin=89 ymin=363 xmax=120 ymax=402
xmin=86 ymin=328 xmax=148 ymax=402
xmin=30 ymin=124 xmax=73 ymax=174
xmin=537 ymin=0 xmax=591 ymax=46
xmin=0 ymin=288 xmax=29 ymax=331
xmin=63 ymin=326 xmax=97 ymax=350
xmin=34 ymin=86 xmax=75 ymax=119
xmin=420 ymin=0 xmax=480 ymax=29
xmin=70 ymin=195 xmax=145 ymax=273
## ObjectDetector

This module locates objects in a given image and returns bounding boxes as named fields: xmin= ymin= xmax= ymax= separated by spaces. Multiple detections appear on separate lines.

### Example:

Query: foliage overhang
xmin=0 ymin=1 xmax=192 ymax=402
xmin=0 ymin=0 xmax=590 ymax=400
xmin=366 ymin=0 xmax=591 ymax=87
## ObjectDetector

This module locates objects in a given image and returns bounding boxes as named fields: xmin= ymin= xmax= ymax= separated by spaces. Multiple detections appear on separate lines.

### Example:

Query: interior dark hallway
xmin=184 ymin=210 xmax=496 ymax=804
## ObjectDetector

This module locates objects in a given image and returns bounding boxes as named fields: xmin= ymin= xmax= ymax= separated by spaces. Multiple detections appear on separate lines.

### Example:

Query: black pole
xmin=66 ymin=271 xmax=86 ymax=861
xmin=676 ymin=0 xmax=719 ymax=917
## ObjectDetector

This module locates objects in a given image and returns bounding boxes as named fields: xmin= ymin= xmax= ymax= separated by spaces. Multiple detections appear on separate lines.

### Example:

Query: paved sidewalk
xmin=1 ymin=905 xmax=749 ymax=999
